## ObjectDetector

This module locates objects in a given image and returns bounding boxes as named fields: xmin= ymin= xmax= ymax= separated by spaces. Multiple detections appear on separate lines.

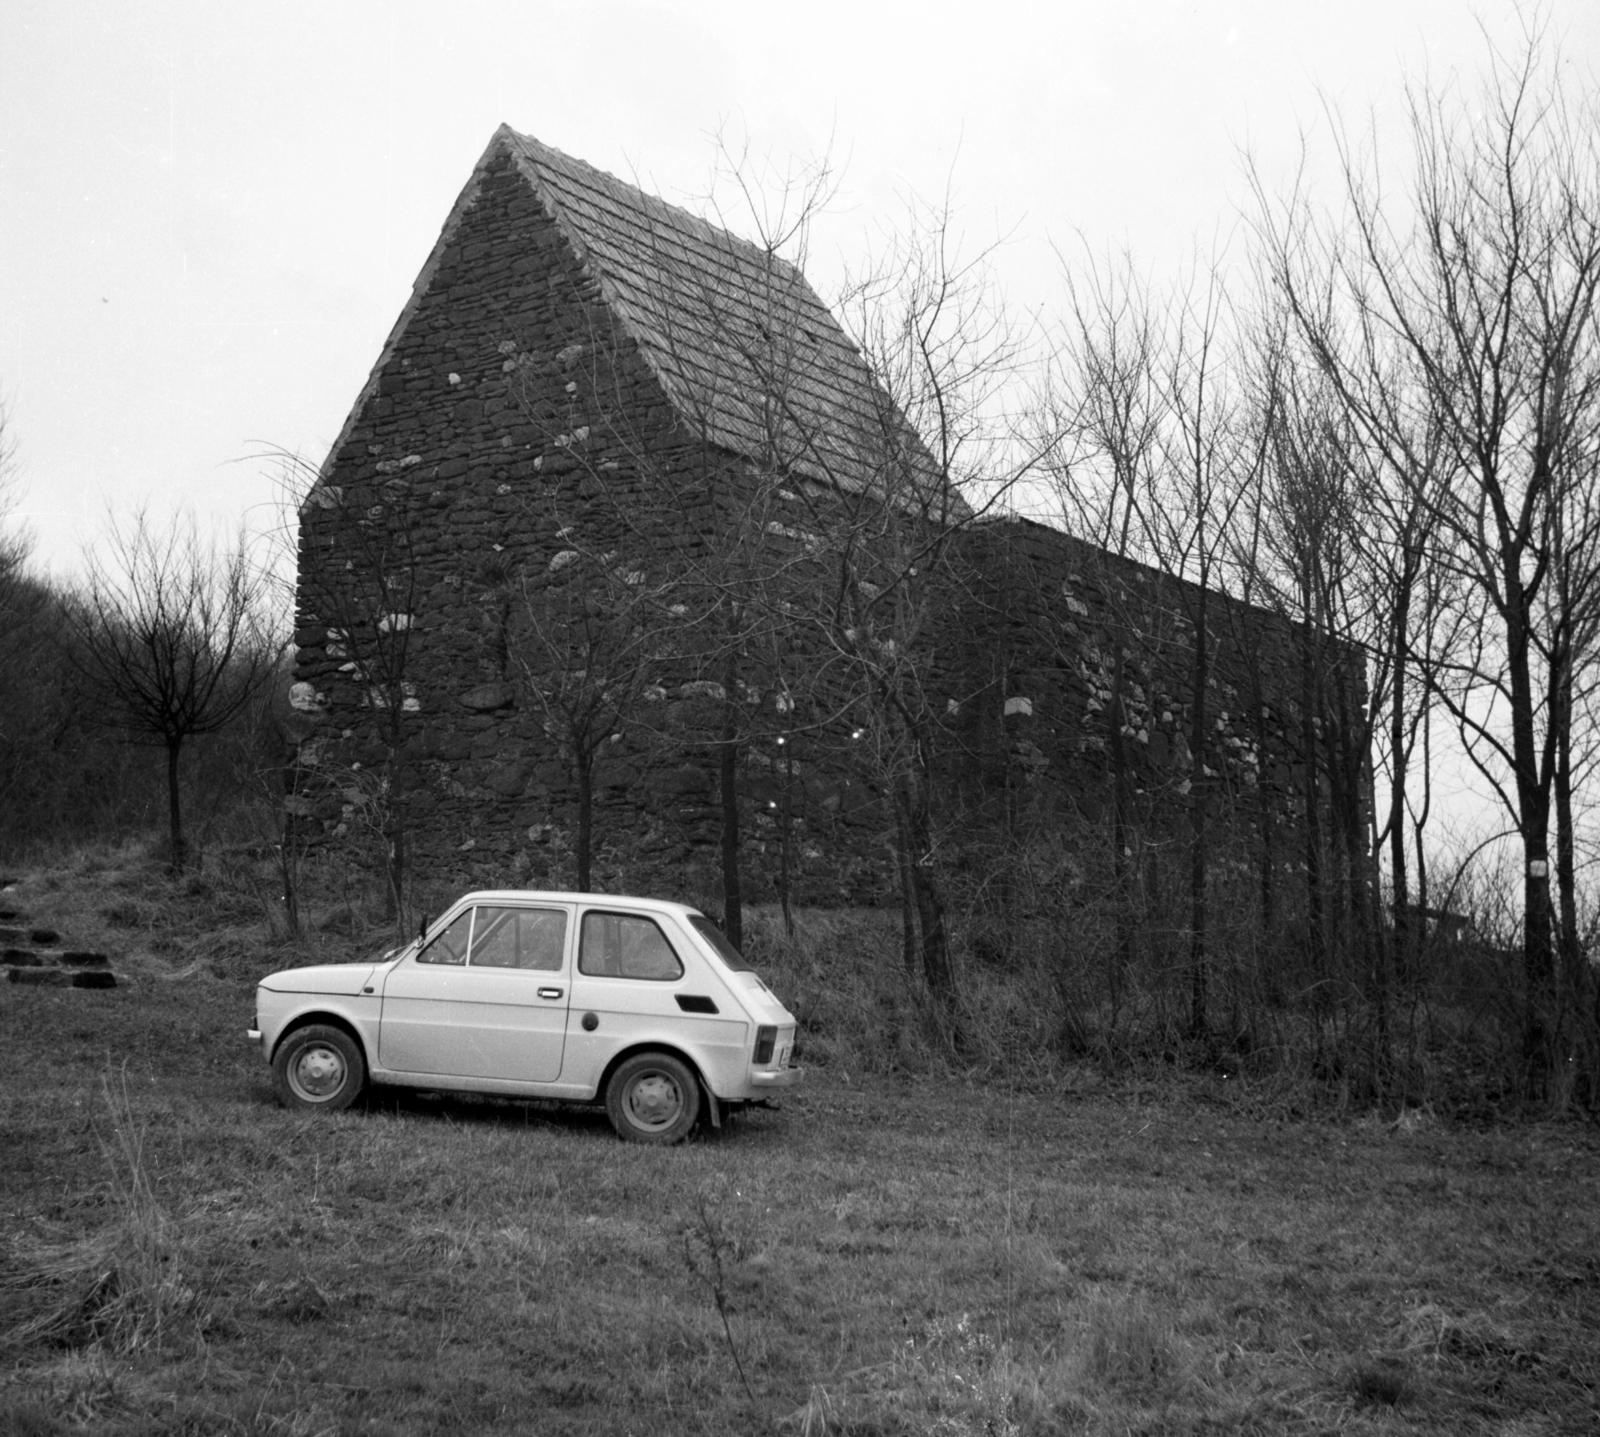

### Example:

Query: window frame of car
xmin=687 ymin=914 xmax=754 ymax=972
xmin=577 ymin=908 xmax=686 ymax=982
xmin=415 ymin=902 xmax=572 ymax=972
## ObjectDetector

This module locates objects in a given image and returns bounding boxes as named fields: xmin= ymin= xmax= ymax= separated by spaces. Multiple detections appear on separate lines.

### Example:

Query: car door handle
xmin=537 ymin=987 xmax=563 ymax=1000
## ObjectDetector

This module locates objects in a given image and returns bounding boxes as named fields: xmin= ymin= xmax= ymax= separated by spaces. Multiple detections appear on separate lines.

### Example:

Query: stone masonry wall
xmin=292 ymin=153 xmax=1361 ymax=910
xmin=942 ymin=516 xmax=1357 ymax=860
xmin=292 ymin=151 xmax=894 ymax=904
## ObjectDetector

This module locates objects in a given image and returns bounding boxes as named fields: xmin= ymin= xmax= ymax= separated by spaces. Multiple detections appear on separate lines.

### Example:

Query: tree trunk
xmin=1300 ymin=617 xmax=1327 ymax=988
xmin=576 ymin=749 xmax=594 ymax=893
xmin=1553 ymin=652 xmax=1581 ymax=998
xmin=166 ymin=738 xmax=186 ymax=873
xmin=1255 ymin=682 xmax=1277 ymax=948
xmin=1505 ymin=594 xmax=1555 ymax=1092
xmin=1187 ymin=587 xmax=1210 ymax=1038
xmin=898 ymin=772 xmax=958 ymax=1040
xmin=1388 ymin=585 xmax=1412 ymax=987
xmin=1334 ymin=662 xmax=1387 ymax=1068
xmin=383 ymin=722 xmax=407 ymax=923
xmin=894 ymin=803 xmax=919 ymax=982
xmin=778 ymin=743 xmax=794 ymax=938
xmin=719 ymin=705 xmax=742 ymax=952
xmin=1108 ymin=645 xmax=1133 ymax=1008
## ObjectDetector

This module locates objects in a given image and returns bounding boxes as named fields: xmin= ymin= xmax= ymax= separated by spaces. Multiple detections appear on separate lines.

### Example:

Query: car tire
xmin=605 ymin=1051 xmax=701 ymax=1144
xmin=272 ymin=1024 xmax=366 ymax=1112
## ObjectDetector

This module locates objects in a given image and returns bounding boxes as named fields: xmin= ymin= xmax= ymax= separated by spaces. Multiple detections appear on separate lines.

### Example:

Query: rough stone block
xmin=30 ymin=929 xmax=60 ymax=946
xmin=8 ymin=967 xmax=67 ymax=986
xmin=61 ymin=951 xmax=111 ymax=968
xmin=2 ymin=949 xmax=43 ymax=966
xmin=71 ymin=971 xmax=117 ymax=990
xmin=457 ymin=682 xmax=515 ymax=712
xmin=487 ymin=763 xmax=529 ymax=798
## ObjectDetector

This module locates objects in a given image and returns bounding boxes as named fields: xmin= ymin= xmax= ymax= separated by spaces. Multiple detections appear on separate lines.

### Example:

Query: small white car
xmin=248 ymin=891 xmax=800 ymax=1143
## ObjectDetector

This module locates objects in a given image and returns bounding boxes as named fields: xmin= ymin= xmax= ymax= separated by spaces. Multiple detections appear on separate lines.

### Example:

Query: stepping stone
xmin=8 ymin=968 xmax=67 ymax=986
xmin=30 ymin=929 xmax=60 ymax=946
xmin=1 ymin=949 xmax=43 ymax=966
xmin=71 ymin=971 xmax=117 ymax=990
xmin=60 ymin=951 xmax=111 ymax=968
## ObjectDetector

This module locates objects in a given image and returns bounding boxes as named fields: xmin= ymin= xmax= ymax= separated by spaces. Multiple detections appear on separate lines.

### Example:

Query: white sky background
xmin=2 ymin=0 xmax=1597 ymax=865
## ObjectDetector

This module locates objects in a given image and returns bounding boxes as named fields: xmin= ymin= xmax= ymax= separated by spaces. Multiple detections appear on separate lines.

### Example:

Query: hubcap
xmin=292 ymin=1045 xmax=346 ymax=1101
xmin=627 ymin=1073 xmax=682 ymax=1128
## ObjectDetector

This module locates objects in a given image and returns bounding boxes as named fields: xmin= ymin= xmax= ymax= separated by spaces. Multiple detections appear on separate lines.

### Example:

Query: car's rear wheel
xmin=273 ymin=1024 xmax=366 ymax=1112
xmin=605 ymin=1052 xmax=700 ymax=1144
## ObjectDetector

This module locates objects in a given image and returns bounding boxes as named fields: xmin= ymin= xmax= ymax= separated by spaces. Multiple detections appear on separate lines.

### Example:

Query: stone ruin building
xmin=290 ymin=127 xmax=1361 ymax=913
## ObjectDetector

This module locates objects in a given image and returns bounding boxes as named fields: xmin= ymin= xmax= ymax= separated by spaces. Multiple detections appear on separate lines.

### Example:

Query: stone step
xmin=0 ymin=926 xmax=57 ymax=946
xmin=7 ymin=967 xmax=117 ymax=989
xmin=2 ymin=935 xmax=120 ymax=989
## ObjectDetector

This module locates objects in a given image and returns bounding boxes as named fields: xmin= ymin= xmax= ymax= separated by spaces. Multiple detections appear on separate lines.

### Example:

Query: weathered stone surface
xmin=457 ymin=683 xmax=515 ymax=712
xmin=71 ymin=971 xmax=117 ymax=990
xmin=8 ymin=967 xmax=67 ymax=986
xmin=290 ymin=129 xmax=1350 ymax=908
xmin=646 ymin=767 xmax=714 ymax=798
xmin=487 ymin=762 xmax=529 ymax=797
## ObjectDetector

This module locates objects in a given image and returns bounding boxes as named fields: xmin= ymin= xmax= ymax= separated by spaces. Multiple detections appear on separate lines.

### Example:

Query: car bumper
xmin=749 ymin=1065 xmax=802 ymax=1090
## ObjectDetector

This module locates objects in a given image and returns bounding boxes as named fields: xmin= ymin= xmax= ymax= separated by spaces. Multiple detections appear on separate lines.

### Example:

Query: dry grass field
xmin=2 ymin=849 xmax=1597 ymax=1435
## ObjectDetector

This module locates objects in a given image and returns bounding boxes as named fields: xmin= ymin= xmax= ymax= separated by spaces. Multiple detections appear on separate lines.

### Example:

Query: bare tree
xmin=790 ymin=194 xmax=1049 ymax=1038
xmin=69 ymin=509 xmax=278 ymax=870
xmin=1256 ymin=24 xmax=1600 ymax=1087
xmin=509 ymin=547 xmax=687 ymax=891
xmin=285 ymin=454 xmax=426 ymax=920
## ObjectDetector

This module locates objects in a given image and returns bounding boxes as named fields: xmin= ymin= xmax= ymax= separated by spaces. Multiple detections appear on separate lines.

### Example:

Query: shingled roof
xmin=495 ymin=127 xmax=951 ymax=505
xmin=319 ymin=127 xmax=956 ymax=511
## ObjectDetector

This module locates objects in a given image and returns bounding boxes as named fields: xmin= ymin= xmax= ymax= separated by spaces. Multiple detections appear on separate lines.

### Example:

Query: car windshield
xmin=688 ymin=915 xmax=755 ymax=972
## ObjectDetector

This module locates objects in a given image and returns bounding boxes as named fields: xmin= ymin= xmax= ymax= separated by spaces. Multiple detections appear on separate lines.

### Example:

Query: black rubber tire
xmin=272 ymin=1024 xmax=366 ymax=1112
xmin=604 ymin=1051 xmax=701 ymax=1144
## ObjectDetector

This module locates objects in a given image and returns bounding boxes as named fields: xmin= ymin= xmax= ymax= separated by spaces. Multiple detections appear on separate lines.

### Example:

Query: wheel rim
xmin=626 ymin=1071 xmax=684 ymax=1130
xmin=290 ymin=1044 xmax=346 ymax=1102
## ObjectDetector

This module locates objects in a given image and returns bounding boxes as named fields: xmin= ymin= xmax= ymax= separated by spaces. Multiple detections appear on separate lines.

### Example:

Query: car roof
xmin=448 ymin=891 xmax=704 ymax=920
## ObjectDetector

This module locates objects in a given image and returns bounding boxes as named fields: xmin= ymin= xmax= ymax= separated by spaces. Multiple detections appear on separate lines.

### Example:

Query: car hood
xmin=259 ymin=963 xmax=379 ymax=996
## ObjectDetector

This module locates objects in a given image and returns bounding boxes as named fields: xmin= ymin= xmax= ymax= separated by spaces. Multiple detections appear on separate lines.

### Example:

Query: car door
xmin=378 ymin=903 xmax=572 ymax=1083
xmin=561 ymin=906 xmax=737 ymax=1089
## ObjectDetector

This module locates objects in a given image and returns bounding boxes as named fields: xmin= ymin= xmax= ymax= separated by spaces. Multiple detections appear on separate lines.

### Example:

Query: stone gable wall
xmin=292 ymin=153 xmax=899 ymax=903
xmin=292 ymin=155 xmax=1362 ymax=909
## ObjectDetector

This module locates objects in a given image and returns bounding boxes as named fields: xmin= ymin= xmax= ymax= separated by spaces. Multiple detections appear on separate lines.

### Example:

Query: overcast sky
xmin=3 ymin=0 xmax=1597 ymax=582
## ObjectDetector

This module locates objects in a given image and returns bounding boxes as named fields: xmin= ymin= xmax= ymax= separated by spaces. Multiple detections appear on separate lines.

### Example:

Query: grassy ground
xmin=2 ymin=851 xmax=1598 ymax=1435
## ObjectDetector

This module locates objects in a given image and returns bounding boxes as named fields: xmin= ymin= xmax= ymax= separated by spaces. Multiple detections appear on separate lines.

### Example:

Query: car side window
xmin=418 ymin=910 xmax=472 ymax=965
xmin=470 ymin=907 xmax=567 ymax=971
xmin=579 ymin=912 xmax=684 ymax=981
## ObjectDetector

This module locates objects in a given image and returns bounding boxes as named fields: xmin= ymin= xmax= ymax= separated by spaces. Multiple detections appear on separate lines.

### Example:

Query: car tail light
xmin=753 ymin=1025 xmax=776 ymax=1065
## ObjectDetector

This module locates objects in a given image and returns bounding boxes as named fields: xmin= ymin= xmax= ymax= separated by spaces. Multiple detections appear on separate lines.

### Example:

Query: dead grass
xmin=1 ymin=852 xmax=1598 ymax=1434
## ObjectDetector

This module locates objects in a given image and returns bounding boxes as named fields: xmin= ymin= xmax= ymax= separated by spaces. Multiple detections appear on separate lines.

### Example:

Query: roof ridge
xmin=495 ymin=125 xmax=799 ymax=282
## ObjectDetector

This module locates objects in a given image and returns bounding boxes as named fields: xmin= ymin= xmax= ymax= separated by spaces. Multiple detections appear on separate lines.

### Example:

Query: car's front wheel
xmin=605 ymin=1052 xmax=700 ymax=1144
xmin=272 ymin=1024 xmax=366 ymax=1111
